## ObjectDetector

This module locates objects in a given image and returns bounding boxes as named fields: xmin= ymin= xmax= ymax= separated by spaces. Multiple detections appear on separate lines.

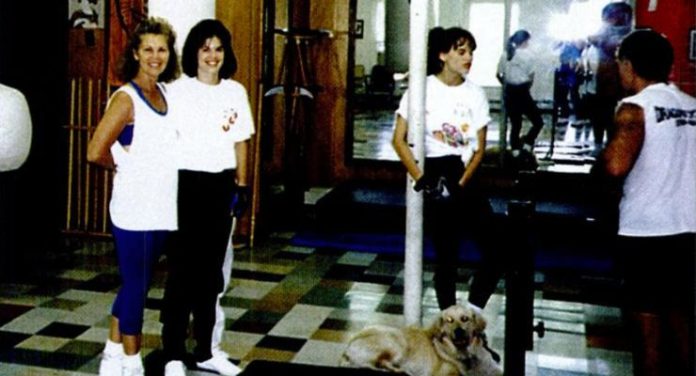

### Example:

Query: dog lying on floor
xmin=340 ymin=304 xmax=503 ymax=376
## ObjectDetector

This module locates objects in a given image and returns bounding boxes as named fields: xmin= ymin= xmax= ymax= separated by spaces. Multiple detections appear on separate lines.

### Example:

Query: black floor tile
xmin=37 ymin=322 xmax=90 ymax=339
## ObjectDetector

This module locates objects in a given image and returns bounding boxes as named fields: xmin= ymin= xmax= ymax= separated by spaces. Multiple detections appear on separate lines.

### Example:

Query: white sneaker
xmin=99 ymin=352 xmax=123 ymax=376
xmin=122 ymin=354 xmax=145 ymax=376
xmin=98 ymin=341 xmax=123 ymax=376
xmin=212 ymin=347 xmax=232 ymax=360
xmin=197 ymin=353 xmax=242 ymax=376
xmin=164 ymin=360 xmax=187 ymax=376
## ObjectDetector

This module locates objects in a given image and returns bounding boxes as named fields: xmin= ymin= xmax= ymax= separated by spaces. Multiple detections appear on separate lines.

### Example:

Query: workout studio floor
xmin=0 ymin=232 xmax=633 ymax=375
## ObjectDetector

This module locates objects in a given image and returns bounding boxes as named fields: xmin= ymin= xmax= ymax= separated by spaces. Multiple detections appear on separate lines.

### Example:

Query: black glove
xmin=415 ymin=173 xmax=450 ymax=201
xmin=413 ymin=172 xmax=438 ymax=192
xmin=427 ymin=176 xmax=451 ymax=201
xmin=231 ymin=185 xmax=250 ymax=218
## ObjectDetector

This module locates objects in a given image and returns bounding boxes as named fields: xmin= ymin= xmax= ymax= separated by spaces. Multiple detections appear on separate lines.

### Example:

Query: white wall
xmin=148 ymin=0 xmax=216 ymax=55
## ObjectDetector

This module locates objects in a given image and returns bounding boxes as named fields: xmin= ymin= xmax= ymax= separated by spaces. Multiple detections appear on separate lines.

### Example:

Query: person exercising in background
xmin=497 ymin=30 xmax=545 ymax=158
xmin=587 ymin=1 xmax=632 ymax=151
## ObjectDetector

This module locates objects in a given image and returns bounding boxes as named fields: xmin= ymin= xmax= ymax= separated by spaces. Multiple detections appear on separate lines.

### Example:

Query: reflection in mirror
xmin=349 ymin=0 xmax=630 ymax=172
xmin=351 ymin=0 xmax=402 ymax=161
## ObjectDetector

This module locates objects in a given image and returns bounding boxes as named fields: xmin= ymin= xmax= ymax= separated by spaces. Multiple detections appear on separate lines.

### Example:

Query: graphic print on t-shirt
xmin=432 ymin=102 xmax=475 ymax=149
xmin=222 ymin=107 xmax=239 ymax=132
xmin=433 ymin=122 xmax=470 ymax=148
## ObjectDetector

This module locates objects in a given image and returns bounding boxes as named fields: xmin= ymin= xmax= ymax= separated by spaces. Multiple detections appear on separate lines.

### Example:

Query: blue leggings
xmin=111 ymin=225 xmax=170 ymax=335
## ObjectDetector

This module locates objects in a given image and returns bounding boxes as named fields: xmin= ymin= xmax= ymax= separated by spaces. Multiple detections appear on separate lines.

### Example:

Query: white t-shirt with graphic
xmin=167 ymin=76 xmax=255 ymax=173
xmin=618 ymin=82 xmax=696 ymax=236
xmin=396 ymin=75 xmax=491 ymax=164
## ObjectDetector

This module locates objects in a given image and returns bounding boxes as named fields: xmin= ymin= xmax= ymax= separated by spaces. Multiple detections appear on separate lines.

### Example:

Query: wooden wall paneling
xmin=108 ymin=0 xmax=146 ymax=87
xmin=268 ymin=0 xmax=289 ymax=178
xmin=216 ymin=0 xmax=264 ymax=240
xmin=68 ymin=29 xmax=106 ymax=79
xmin=217 ymin=0 xmax=263 ymax=108
xmin=307 ymin=0 xmax=403 ymax=184
xmin=308 ymin=0 xmax=350 ymax=184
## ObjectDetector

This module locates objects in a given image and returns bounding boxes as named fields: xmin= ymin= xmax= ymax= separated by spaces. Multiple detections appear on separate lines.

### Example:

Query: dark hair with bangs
xmin=181 ymin=19 xmax=237 ymax=79
xmin=119 ymin=17 xmax=180 ymax=83
xmin=427 ymin=27 xmax=477 ymax=75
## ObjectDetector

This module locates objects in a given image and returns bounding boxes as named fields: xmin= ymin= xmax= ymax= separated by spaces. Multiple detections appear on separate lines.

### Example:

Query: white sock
xmin=123 ymin=352 xmax=143 ymax=368
xmin=104 ymin=339 xmax=124 ymax=355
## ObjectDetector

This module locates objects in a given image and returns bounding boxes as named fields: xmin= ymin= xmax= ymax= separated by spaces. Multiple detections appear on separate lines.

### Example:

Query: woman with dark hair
xmin=87 ymin=17 xmax=179 ymax=376
xmin=160 ymin=19 xmax=253 ymax=376
xmin=496 ymin=29 xmax=544 ymax=157
xmin=392 ymin=27 xmax=504 ymax=312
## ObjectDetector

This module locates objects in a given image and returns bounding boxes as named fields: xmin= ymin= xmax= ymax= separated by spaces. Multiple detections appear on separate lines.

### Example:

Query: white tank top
xmin=618 ymin=83 xmax=696 ymax=236
xmin=109 ymin=83 xmax=178 ymax=231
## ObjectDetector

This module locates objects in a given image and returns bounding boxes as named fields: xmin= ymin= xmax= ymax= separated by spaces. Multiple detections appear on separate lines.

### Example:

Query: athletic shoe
xmin=197 ymin=353 xmax=242 ymax=376
xmin=98 ymin=341 xmax=123 ymax=376
xmin=212 ymin=347 xmax=233 ymax=360
xmin=164 ymin=360 xmax=187 ymax=376
xmin=122 ymin=354 xmax=145 ymax=376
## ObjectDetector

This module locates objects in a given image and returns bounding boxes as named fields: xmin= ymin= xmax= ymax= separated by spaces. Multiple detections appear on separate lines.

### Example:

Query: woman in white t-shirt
xmin=160 ymin=19 xmax=253 ymax=376
xmin=496 ymin=30 xmax=544 ymax=156
xmin=392 ymin=27 xmax=504 ymax=312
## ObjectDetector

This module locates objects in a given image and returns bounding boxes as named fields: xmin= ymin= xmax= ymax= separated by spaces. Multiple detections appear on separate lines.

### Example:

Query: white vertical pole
xmin=403 ymin=0 xmax=428 ymax=326
xmin=148 ymin=0 xmax=216 ymax=53
xmin=499 ymin=0 xmax=512 ymax=154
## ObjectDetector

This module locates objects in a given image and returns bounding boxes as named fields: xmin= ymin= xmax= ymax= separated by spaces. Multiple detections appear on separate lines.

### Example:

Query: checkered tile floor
xmin=0 ymin=232 xmax=633 ymax=375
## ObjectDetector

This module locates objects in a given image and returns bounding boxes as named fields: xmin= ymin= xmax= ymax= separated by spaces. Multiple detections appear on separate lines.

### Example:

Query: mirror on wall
xmin=348 ymin=0 xmax=632 ymax=168
xmin=349 ymin=0 xmax=404 ymax=161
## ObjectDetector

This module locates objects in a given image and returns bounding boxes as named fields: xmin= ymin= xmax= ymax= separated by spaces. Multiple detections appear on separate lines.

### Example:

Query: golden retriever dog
xmin=340 ymin=304 xmax=503 ymax=376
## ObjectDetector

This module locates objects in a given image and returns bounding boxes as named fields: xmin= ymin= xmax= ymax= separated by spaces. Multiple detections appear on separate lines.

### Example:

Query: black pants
xmin=589 ymin=93 xmax=619 ymax=146
xmin=423 ymin=156 xmax=504 ymax=310
xmin=505 ymin=83 xmax=545 ymax=150
xmin=161 ymin=169 xmax=236 ymax=362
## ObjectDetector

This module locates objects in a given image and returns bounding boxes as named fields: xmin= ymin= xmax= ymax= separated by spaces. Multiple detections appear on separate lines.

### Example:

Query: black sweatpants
xmin=505 ymin=83 xmax=545 ymax=150
xmin=423 ymin=156 xmax=504 ymax=310
xmin=161 ymin=169 xmax=236 ymax=362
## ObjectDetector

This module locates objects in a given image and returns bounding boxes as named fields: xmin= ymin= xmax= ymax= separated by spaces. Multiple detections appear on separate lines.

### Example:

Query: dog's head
xmin=433 ymin=304 xmax=487 ymax=350
xmin=431 ymin=305 xmax=503 ymax=375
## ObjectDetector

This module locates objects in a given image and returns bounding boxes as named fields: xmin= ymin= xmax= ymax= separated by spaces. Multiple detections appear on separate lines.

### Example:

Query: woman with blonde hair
xmin=87 ymin=17 xmax=180 ymax=376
